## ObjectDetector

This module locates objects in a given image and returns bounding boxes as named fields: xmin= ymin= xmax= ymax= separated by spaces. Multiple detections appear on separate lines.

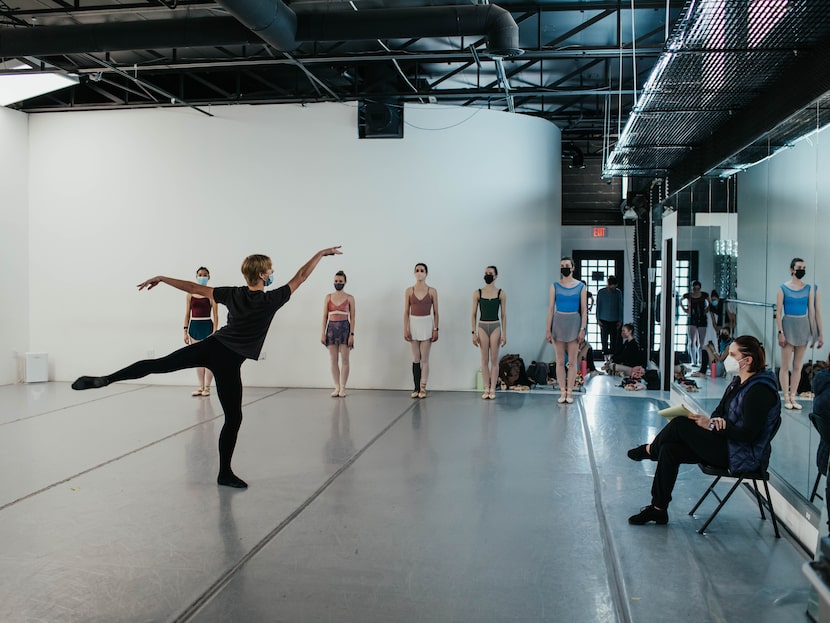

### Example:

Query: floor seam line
xmin=0 ymin=385 xmax=151 ymax=428
xmin=579 ymin=398 xmax=632 ymax=623
xmin=170 ymin=400 xmax=419 ymax=623
xmin=0 ymin=391 xmax=287 ymax=512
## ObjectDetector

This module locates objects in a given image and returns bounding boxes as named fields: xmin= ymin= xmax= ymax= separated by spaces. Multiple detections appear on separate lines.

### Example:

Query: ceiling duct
xmin=0 ymin=18 xmax=259 ymax=57
xmin=0 ymin=4 xmax=521 ymax=59
xmin=293 ymin=5 xmax=522 ymax=57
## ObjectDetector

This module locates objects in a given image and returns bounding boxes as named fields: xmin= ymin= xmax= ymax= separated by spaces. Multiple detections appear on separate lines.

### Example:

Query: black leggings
xmin=648 ymin=416 xmax=728 ymax=509
xmin=105 ymin=337 xmax=246 ymax=476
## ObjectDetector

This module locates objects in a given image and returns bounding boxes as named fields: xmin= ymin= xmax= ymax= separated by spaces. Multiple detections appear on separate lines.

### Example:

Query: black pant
xmin=105 ymin=337 xmax=246 ymax=476
xmin=598 ymin=320 xmax=620 ymax=356
xmin=648 ymin=416 xmax=728 ymax=509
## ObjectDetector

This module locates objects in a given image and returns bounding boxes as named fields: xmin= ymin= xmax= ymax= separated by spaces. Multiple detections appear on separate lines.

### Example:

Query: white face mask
xmin=723 ymin=355 xmax=744 ymax=375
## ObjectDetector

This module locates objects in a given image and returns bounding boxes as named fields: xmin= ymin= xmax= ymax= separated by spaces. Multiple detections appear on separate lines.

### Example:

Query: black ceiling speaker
xmin=358 ymin=99 xmax=404 ymax=139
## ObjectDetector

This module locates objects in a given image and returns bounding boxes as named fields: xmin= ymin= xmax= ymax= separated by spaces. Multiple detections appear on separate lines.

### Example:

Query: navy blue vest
xmin=725 ymin=370 xmax=781 ymax=474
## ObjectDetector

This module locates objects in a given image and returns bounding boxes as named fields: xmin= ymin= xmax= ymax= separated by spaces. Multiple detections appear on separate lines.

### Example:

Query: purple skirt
xmin=326 ymin=319 xmax=351 ymax=346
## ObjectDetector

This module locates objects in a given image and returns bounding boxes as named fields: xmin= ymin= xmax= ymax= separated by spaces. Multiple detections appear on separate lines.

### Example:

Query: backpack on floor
xmin=527 ymin=361 xmax=549 ymax=386
xmin=499 ymin=354 xmax=528 ymax=387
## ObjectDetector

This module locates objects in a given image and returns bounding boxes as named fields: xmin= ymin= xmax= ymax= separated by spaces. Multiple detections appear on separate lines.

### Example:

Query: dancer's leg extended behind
xmin=73 ymin=338 xmax=249 ymax=488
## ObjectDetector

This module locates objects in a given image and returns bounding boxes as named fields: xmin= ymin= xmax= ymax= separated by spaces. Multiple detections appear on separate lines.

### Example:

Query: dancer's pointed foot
xmin=71 ymin=376 xmax=109 ymax=391
xmin=217 ymin=472 xmax=248 ymax=489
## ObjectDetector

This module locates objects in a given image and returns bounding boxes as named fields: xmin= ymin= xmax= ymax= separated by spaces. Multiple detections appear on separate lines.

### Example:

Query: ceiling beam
xmin=666 ymin=40 xmax=830 ymax=194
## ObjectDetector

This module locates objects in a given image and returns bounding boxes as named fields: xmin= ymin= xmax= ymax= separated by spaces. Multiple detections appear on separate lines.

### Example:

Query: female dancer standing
xmin=472 ymin=266 xmax=507 ymax=399
xmin=321 ymin=270 xmax=355 ymax=397
xmin=185 ymin=266 xmax=219 ymax=396
xmin=777 ymin=257 xmax=824 ymax=409
xmin=680 ymin=281 xmax=709 ymax=367
xmin=546 ymin=257 xmax=588 ymax=404
xmin=404 ymin=263 xmax=439 ymax=398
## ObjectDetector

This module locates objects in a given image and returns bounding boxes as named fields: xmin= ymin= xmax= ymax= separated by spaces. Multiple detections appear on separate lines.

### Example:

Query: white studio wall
xmin=27 ymin=103 xmax=561 ymax=390
xmin=0 ymin=107 xmax=29 ymax=385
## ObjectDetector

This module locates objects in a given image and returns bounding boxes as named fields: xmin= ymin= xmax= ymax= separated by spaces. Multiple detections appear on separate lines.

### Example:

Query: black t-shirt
xmin=212 ymin=285 xmax=292 ymax=360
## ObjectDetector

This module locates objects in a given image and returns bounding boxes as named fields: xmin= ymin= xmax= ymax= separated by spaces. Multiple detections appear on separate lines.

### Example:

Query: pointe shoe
xmin=628 ymin=505 xmax=668 ymax=525
xmin=201 ymin=388 xmax=210 ymax=396
xmin=418 ymin=388 xmax=427 ymax=399
xmin=488 ymin=391 xmax=496 ymax=399
xmin=411 ymin=390 xmax=420 ymax=398
xmin=557 ymin=394 xmax=567 ymax=404
xmin=790 ymin=394 xmax=802 ymax=410
xmin=192 ymin=387 xmax=205 ymax=396
xmin=565 ymin=391 xmax=574 ymax=404
xmin=338 ymin=388 xmax=347 ymax=397
xmin=331 ymin=386 xmax=341 ymax=397
xmin=482 ymin=390 xmax=490 ymax=400
xmin=783 ymin=393 xmax=795 ymax=409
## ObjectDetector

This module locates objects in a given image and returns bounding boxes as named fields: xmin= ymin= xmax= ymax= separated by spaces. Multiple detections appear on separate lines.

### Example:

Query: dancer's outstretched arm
xmin=288 ymin=246 xmax=342 ymax=293
xmin=138 ymin=276 xmax=212 ymax=298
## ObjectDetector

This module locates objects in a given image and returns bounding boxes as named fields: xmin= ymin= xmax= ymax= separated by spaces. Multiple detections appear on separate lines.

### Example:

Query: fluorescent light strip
xmin=0 ymin=65 xmax=79 ymax=107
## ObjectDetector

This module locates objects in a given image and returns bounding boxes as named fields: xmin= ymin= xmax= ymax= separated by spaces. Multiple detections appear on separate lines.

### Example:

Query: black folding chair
xmin=688 ymin=418 xmax=781 ymax=537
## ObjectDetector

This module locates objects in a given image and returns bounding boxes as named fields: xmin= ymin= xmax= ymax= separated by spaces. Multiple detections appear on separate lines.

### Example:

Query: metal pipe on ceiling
xmin=0 ymin=5 xmax=521 ymax=58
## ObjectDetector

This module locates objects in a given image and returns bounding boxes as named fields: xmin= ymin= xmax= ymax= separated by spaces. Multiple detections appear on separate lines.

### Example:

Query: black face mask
xmin=795 ymin=269 xmax=806 ymax=279
xmin=484 ymin=274 xmax=495 ymax=284
xmin=334 ymin=283 xmax=345 ymax=291
xmin=560 ymin=267 xmax=572 ymax=277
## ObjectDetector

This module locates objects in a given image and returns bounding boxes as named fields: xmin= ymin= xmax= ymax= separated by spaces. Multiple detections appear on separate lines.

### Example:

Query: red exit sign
xmin=592 ymin=227 xmax=607 ymax=238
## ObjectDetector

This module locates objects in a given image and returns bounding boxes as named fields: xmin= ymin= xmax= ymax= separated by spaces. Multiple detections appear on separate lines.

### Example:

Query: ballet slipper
xmin=331 ymin=386 xmax=341 ymax=397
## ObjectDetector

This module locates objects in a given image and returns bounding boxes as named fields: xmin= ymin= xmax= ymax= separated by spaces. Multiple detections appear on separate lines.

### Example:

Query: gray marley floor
xmin=0 ymin=377 xmax=811 ymax=622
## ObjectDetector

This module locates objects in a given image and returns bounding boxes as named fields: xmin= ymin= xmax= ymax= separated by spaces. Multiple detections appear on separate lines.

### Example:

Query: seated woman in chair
xmin=626 ymin=335 xmax=781 ymax=525
xmin=813 ymin=359 xmax=830 ymax=530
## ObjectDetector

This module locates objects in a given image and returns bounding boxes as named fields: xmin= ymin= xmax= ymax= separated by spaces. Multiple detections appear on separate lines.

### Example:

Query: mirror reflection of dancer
xmin=404 ymin=263 xmax=439 ymax=399
xmin=546 ymin=257 xmax=588 ymax=404
xmin=472 ymin=266 xmax=507 ymax=400
xmin=680 ymin=281 xmax=709 ymax=367
xmin=321 ymin=271 xmax=355 ymax=398
xmin=71 ymin=246 xmax=342 ymax=488
xmin=777 ymin=257 xmax=824 ymax=410
xmin=185 ymin=266 xmax=219 ymax=397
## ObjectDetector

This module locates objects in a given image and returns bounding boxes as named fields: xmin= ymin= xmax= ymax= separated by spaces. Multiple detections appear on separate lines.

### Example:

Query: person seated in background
xmin=691 ymin=327 xmax=733 ymax=377
xmin=627 ymin=335 xmax=781 ymax=525
xmin=577 ymin=337 xmax=598 ymax=375
xmin=603 ymin=323 xmax=646 ymax=376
